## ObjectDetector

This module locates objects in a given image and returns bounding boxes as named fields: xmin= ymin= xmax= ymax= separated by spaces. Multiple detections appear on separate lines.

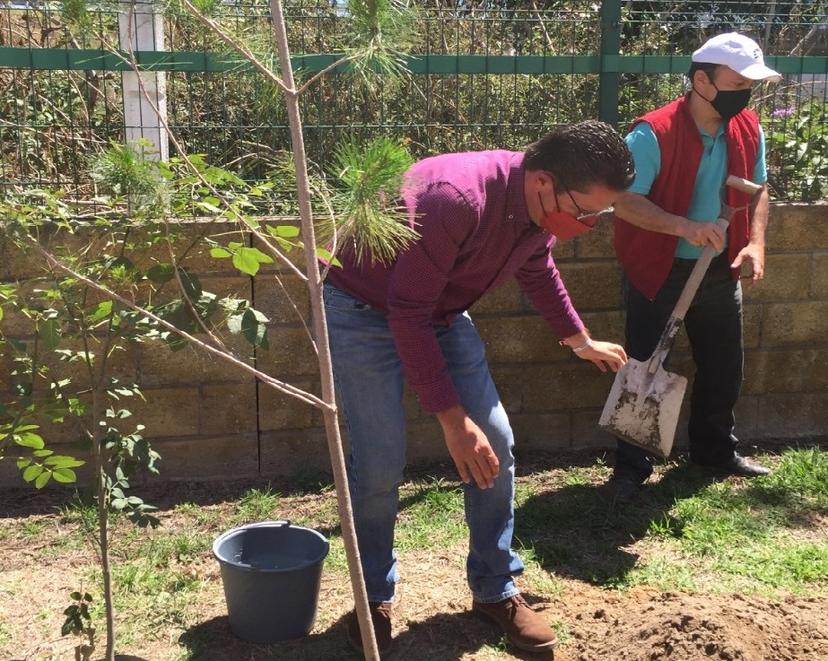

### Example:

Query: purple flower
xmin=771 ymin=107 xmax=795 ymax=118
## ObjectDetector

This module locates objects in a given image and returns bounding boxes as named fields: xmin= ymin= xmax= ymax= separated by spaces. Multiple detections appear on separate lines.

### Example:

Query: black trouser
xmin=614 ymin=252 xmax=743 ymax=482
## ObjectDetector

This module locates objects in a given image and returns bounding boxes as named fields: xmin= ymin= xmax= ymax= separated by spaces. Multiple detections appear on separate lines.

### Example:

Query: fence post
xmin=118 ymin=0 xmax=169 ymax=160
xmin=599 ymin=0 xmax=622 ymax=126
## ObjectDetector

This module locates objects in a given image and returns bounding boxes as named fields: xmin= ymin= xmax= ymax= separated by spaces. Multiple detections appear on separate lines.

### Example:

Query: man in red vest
xmin=608 ymin=33 xmax=781 ymax=499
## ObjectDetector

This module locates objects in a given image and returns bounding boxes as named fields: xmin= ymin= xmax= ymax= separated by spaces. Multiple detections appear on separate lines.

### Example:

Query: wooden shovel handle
xmin=646 ymin=217 xmax=729 ymax=375
xmin=725 ymin=174 xmax=763 ymax=196
xmin=670 ymin=218 xmax=730 ymax=322
xmin=670 ymin=178 xmax=759 ymax=319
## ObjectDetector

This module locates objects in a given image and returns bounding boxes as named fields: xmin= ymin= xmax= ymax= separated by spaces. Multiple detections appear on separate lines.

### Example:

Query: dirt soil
xmin=550 ymin=588 xmax=827 ymax=661
xmin=1 ymin=461 xmax=826 ymax=661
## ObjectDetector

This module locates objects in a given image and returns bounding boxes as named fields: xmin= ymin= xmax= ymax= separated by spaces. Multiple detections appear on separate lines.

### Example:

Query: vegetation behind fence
xmin=1 ymin=0 xmax=826 ymax=201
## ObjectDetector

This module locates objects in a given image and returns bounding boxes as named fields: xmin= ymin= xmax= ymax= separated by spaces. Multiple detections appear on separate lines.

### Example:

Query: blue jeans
xmin=324 ymin=283 xmax=523 ymax=604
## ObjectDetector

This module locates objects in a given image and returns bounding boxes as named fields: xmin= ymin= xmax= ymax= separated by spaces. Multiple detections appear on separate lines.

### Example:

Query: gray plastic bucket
xmin=213 ymin=520 xmax=329 ymax=643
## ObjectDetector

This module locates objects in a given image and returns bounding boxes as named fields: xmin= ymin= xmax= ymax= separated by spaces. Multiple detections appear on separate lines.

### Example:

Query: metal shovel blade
xmin=598 ymin=358 xmax=688 ymax=459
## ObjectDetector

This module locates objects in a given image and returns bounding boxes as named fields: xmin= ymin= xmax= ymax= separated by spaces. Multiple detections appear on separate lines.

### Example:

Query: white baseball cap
xmin=692 ymin=32 xmax=782 ymax=81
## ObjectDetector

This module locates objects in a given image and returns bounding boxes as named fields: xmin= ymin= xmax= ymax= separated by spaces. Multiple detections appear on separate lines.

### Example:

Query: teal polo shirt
xmin=625 ymin=122 xmax=767 ymax=259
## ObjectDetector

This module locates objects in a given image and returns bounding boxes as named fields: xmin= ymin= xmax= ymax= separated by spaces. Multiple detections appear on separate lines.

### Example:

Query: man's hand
xmin=436 ymin=405 xmax=499 ymax=489
xmin=731 ymin=242 xmax=765 ymax=286
xmin=682 ymin=219 xmax=726 ymax=251
xmin=575 ymin=340 xmax=628 ymax=373
xmin=562 ymin=332 xmax=627 ymax=373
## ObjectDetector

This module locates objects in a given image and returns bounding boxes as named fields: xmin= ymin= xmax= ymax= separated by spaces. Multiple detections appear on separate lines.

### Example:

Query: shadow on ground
xmin=0 ymin=448 xmax=628 ymax=519
xmin=514 ymin=460 xmax=720 ymax=585
xmin=179 ymin=607 xmax=556 ymax=661
xmin=5 ymin=441 xmax=822 ymax=519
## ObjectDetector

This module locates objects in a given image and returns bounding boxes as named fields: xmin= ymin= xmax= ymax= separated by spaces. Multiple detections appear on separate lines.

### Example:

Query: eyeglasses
xmin=562 ymin=189 xmax=606 ymax=228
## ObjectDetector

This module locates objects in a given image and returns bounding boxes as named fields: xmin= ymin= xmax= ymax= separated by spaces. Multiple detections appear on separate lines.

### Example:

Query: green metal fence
xmin=1 ymin=1 xmax=826 ymax=201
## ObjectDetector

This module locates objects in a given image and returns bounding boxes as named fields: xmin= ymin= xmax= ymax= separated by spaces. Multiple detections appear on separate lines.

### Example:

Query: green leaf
xmin=22 ymin=464 xmax=44 ymax=482
xmin=88 ymin=300 xmax=113 ymax=323
xmin=0 ymin=306 xmax=3 ymax=322
xmin=16 ymin=457 xmax=31 ymax=469
xmin=147 ymin=263 xmax=175 ymax=284
xmin=266 ymin=224 xmax=300 ymax=239
xmin=38 ymin=318 xmax=62 ymax=351
xmin=108 ymin=256 xmax=137 ymax=278
xmin=243 ymin=308 xmax=268 ymax=349
xmin=316 ymin=247 xmax=342 ymax=267
xmin=34 ymin=471 xmax=51 ymax=489
xmin=210 ymin=247 xmax=231 ymax=259
xmin=177 ymin=269 xmax=202 ymax=300
xmin=248 ymin=247 xmax=274 ymax=264
xmin=232 ymin=247 xmax=262 ymax=276
xmin=14 ymin=425 xmax=40 ymax=432
xmin=33 ymin=449 xmax=54 ymax=458
xmin=16 ymin=432 xmax=45 ymax=449
xmin=51 ymin=468 xmax=77 ymax=483
xmin=70 ymin=591 xmax=82 ymax=601
xmin=241 ymin=215 xmax=261 ymax=231
xmin=196 ymin=200 xmax=222 ymax=214
xmin=44 ymin=455 xmax=85 ymax=469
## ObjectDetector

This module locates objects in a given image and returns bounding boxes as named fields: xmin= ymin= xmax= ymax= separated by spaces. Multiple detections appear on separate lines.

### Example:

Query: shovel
xmin=598 ymin=174 xmax=763 ymax=458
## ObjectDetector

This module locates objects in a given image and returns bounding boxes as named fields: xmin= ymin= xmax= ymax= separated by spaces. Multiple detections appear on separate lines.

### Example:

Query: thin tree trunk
xmin=92 ymin=386 xmax=115 ymax=661
xmin=268 ymin=2 xmax=380 ymax=660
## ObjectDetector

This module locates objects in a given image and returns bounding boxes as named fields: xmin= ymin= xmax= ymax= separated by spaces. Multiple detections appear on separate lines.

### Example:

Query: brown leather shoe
xmin=346 ymin=601 xmax=393 ymax=656
xmin=472 ymin=594 xmax=558 ymax=652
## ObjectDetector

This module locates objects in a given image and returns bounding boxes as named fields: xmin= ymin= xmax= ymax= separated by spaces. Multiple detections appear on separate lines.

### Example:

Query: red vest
xmin=614 ymin=94 xmax=760 ymax=300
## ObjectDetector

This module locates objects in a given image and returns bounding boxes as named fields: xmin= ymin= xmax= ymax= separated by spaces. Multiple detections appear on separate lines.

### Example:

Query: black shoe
xmin=346 ymin=601 xmax=393 ymax=656
xmin=605 ymin=475 xmax=644 ymax=504
xmin=697 ymin=453 xmax=770 ymax=478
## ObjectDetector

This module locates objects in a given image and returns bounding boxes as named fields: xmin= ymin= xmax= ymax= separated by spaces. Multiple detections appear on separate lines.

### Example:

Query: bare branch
xmin=29 ymin=239 xmax=331 ymax=412
xmin=296 ymin=53 xmax=359 ymax=95
xmin=178 ymin=0 xmax=292 ymax=95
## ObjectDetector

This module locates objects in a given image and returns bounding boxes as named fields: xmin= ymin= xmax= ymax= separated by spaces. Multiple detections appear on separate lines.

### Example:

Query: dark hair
xmin=688 ymin=62 xmax=721 ymax=84
xmin=524 ymin=120 xmax=635 ymax=192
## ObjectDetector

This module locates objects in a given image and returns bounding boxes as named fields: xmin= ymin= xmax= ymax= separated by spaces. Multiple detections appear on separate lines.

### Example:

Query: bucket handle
xmin=243 ymin=520 xmax=291 ymax=529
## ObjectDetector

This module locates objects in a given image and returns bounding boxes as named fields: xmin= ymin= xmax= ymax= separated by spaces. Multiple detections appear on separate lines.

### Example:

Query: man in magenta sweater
xmin=324 ymin=121 xmax=634 ymax=654
xmin=609 ymin=33 xmax=779 ymax=500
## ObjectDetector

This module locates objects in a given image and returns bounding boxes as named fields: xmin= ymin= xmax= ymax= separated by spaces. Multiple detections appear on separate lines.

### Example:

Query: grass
xmin=0 ymin=622 xmax=10 ymax=647
xmin=84 ymin=555 xmax=205 ymax=647
xmin=137 ymin=533 xmax=212 ymax=566
xmin=20 ymin=518 xmax=49 ymax=538
xmin=173 ymin=501 xmax=215 ymax=526
xmin=615 ymin=448 xmax=828 ymax=594
xmin=233 ymin=485 xmax=282 ymax=524
xmin=396 ymin=477 xmax=467 ymax=551
xmin=1 ymin=445 xmax=826 ymax=660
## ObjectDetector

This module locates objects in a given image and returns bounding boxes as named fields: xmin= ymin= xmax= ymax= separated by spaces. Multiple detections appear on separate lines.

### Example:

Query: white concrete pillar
xmin=119 ymin=0 xmax=169 ymax=160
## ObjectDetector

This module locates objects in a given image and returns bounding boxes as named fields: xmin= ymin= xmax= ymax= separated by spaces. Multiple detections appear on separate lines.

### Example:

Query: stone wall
xmin=1 ymin=203 xmax=825 ymax=486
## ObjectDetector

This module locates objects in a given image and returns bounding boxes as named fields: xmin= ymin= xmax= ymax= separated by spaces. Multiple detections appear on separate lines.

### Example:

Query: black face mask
xmin=710 ymin=84 xmax=752 ymax=120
